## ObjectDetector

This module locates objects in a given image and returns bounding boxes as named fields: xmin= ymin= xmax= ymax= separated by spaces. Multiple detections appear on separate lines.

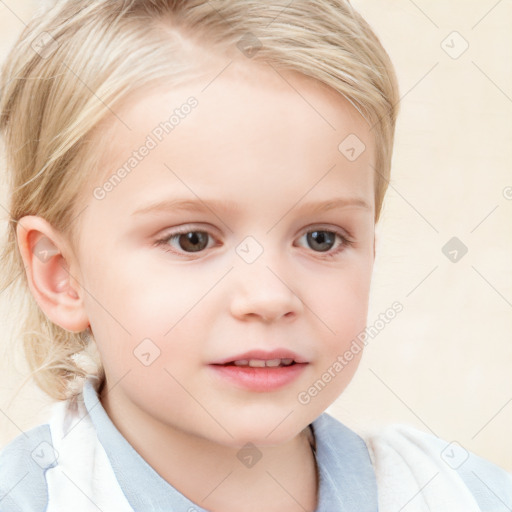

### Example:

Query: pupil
xmin=180 ymin=232 xmax=208 ymax=252
xmin=308 ymin=231 xmax=334 ymax=252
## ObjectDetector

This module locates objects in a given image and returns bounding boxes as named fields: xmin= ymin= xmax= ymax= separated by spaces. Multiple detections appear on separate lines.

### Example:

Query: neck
xmin=100 ymin=389 xmax=319 ymax=512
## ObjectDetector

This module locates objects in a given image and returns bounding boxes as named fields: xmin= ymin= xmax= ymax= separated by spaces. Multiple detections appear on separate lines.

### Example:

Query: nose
xmin=229 ymin=255 xmax=304 ymax=323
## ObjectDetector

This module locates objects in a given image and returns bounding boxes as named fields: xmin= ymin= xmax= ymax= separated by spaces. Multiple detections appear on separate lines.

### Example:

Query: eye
xmin=154 ymin=225 xmax=354 ymax=259
xmin=154 ymin=228 xmax=215 ymax=255
xmin=295 ymin=228 xmax=353 ymax=258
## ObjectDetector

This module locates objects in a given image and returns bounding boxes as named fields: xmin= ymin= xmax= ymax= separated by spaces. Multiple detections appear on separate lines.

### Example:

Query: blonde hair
xmin=0 ymin=0 xmax=400 ymax=401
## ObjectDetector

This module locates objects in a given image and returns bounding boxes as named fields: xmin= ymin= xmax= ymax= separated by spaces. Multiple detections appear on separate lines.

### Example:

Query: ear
xmin=16 ymin=215 xmax=89 ymax=333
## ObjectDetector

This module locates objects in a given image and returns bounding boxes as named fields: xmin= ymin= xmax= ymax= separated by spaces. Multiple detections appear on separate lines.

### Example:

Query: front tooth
xmin=248 ymin=359 xmax=266 ymax=367
xmin=265 ymin=359 xmax=281 ymax=367
xmin=281 ymin=358 xmax=293 ymax=366
xmin=234 ymin=360 xmax=249 ymax=366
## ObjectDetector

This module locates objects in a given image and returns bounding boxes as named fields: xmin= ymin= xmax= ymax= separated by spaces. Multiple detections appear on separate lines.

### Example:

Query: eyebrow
xmin=131 ymin=196 xmax=371 ymax=217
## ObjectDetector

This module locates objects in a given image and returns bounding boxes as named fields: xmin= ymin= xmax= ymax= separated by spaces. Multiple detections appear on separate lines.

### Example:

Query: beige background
xmin=1 ymin=0 xmax=511 ymax=471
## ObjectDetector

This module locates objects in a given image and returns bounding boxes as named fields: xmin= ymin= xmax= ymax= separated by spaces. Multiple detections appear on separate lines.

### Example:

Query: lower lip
xmin=208 ymin=363 xmax=308 ymax=392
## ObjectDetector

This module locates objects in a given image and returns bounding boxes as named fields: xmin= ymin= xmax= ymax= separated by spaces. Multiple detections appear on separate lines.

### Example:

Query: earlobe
xmin=16 ymin=216 xmax=89 ymax=332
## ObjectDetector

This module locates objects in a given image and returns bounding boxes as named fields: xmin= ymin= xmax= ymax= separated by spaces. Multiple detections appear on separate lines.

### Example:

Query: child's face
xmin=72 ymin=60 xmax=376 ymax=445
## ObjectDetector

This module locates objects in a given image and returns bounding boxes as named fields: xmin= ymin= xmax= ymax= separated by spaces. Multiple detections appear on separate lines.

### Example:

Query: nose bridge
xmin=230 ymin=235 xmax=302 ymax=321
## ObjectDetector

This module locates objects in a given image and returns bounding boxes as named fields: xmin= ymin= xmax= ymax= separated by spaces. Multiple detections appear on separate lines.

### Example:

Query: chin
xmin=214 ymin=417 xmax=307 ymax=449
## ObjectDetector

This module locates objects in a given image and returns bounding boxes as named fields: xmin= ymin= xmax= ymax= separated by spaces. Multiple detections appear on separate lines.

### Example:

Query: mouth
xmin=208 ymin=350 xmax=309 ymax=392
xmin=210 ymin=349 xmax=309 ymax=367
xmin=220 ymin=358 xmax=297 ymax=368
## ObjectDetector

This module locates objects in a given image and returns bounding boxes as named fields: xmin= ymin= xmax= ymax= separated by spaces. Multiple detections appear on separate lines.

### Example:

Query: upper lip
xmin=210 ymin=349 xmax=309 ymax=365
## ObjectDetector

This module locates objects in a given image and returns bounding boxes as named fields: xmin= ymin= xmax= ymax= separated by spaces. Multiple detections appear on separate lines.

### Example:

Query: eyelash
xmin=154 ymin=225 xmax=354 ymax=260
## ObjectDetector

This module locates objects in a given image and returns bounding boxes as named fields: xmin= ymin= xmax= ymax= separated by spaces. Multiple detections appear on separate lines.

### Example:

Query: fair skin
xmin=17 ymin=58 xmax=376 ymax=511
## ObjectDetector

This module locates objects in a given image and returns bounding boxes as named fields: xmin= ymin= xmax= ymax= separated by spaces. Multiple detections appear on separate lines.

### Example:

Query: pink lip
xmin=208 ymin=348 xmax=310 ymax=392
xmin=210 ymin=349 xmax=308 ymax=365
xmin=208 ymin=363 xmax=308 ymax=392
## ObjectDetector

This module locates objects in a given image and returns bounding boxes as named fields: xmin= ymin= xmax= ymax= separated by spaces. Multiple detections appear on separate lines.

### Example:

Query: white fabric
xmin=364 ymin=424 xmax=482 ymax=511
xmin=42 ymin=398 xmax=511 ymax=511
xmin=45 ymin=399 xmax=134 ymax=512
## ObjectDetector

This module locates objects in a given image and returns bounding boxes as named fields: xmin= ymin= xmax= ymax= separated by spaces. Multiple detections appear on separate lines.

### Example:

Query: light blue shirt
xmin=1 ymin=378 xmax=511 ymax=511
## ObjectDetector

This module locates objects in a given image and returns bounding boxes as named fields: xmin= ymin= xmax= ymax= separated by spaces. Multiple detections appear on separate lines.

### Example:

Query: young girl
xmin=0 ymin=1 xmax=510 ymax=511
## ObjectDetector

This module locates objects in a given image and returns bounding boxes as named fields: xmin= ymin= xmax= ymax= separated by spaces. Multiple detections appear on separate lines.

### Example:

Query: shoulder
xmin=0 ymin=423 xmax=55 ymax=512
xmin=362 ymin=422 xmax=512 ymax=511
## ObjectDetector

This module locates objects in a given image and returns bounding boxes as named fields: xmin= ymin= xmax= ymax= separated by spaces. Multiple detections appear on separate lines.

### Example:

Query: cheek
xmin=85 ymin=253 xmax=202 ymax=328
xmin=299 ymin=272 xmax=369 ymax=411
xmin=306 ymin=262 xmax=372 ymax=330
xmin=302 ymin=260 xmax=372 ymax=399
xmin=83 ymin=259 xmax=215 ymax=372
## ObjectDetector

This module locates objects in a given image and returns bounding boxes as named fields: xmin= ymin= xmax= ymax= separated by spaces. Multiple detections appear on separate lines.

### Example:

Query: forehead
xmin=85 ymin=59 xmax=375 ymax=220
